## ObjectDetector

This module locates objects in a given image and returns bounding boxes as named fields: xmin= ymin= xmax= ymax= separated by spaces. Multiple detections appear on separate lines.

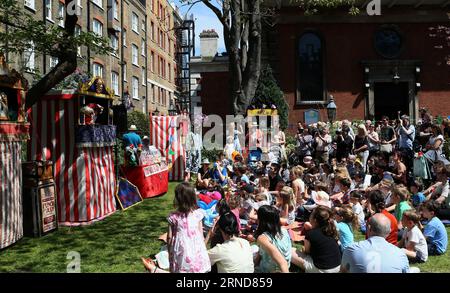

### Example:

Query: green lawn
xmin=0 ymin=181 xmax=449 ymax=272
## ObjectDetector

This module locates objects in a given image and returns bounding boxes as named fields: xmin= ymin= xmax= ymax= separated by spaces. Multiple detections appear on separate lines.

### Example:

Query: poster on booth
xmin=39 ymin=185 xmax=57 ymax=233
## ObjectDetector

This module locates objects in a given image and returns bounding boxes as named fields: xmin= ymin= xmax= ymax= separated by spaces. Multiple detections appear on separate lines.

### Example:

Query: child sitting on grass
xmin=334 ymin=205 xmax=358 ymax=251
xmin=276 ymin=186 xmax=296 ymax=226
xmin=392 ymin=184 xmax=412 ymax=231
xmin=398 ymin=210 xmax=428 ymax=263
xmin=410 ymin=180 xmax=426 ymax=208
xmin=349 ymin=191 xmax=366 ymax=233
xmin=421 ymin=200 xmax=448 ymax=256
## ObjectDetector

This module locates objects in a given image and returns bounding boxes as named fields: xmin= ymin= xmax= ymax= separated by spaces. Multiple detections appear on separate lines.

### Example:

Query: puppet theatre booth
xmin=0 ymin=56 xmax=29 ymax=249
xmin=120 ymin=144 xmax=169 ymax=199
xmin=29 ymin=77 xmax=117 ymax=226
xmin=150 ymin=115 xmax=186 ymax=182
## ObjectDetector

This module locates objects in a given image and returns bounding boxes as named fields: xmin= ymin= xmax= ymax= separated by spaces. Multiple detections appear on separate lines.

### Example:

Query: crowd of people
xmin=142 ymin=109 xmax=449 ymax=273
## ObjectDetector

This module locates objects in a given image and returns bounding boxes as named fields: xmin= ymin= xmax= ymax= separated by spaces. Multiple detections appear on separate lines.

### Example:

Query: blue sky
xmin=172 ymin=0 xmax=225 ymax=55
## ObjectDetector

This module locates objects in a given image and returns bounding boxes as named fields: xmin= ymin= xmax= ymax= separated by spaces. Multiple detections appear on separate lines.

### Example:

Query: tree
xmin=253 ymin=64 xmax=289 ymax=130
xmin=0 ymin=0 xmax=112 ymax=110
xmin=189 ymin=0 xmax=359 ymax=115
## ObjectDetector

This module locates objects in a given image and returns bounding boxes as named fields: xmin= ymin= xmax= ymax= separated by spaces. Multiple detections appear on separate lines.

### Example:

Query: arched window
xmin=297 ymin=32 xmax=325 ymax=103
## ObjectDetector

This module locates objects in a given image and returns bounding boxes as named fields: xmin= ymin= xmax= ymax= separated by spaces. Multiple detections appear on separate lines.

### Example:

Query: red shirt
xmin=366 ymin=209 xmax=398 ymax=245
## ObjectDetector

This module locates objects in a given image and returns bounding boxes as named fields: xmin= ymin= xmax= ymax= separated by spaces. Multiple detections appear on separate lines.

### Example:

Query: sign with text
xmin=39 ymin=184 xmax=57 ymax=233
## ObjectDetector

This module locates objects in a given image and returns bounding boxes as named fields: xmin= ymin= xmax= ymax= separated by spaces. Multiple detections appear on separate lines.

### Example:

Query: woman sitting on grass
xmin=291 ymin=205 xmax=342 ymax=273
xmin=254 ymin=205 xmax=292 ymax=273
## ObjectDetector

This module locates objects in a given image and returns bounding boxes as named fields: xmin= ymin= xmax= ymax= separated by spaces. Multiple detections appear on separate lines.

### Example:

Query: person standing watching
xmin=123 ymin=124 xmax=142 ymax=149
xmin=379 ymin=116 xmax=397 ymax=154
xmin=397 ymin=114 xmax=415 ymax=171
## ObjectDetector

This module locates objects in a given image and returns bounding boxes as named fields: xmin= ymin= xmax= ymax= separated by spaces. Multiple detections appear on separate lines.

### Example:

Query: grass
xmin=0 ymin=183 xmax=178 ymax=273
xmin=1 ymin=181 xmax=449 ymax=272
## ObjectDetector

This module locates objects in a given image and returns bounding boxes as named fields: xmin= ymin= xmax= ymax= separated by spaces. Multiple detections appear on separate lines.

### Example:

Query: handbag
xmin=380 ymin=144 xmax=393 ymax=153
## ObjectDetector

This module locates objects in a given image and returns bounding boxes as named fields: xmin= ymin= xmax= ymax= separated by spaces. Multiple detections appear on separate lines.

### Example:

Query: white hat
xmin=143 ymin=136 xmax=149 ymax=141
xmin=129 ymin=125 xmax=137 ymax=131
xmin=312 ymin=191 xmax=331 ymax=208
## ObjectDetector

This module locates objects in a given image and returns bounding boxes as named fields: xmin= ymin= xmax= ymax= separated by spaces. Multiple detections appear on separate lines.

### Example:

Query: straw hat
xmin=129 ymin=125 xmax=137 ymax=131
xmin=201 ymin=158 xmax=211 ymax=165
xmin=312 ymin=191 xmax=331 ymax=208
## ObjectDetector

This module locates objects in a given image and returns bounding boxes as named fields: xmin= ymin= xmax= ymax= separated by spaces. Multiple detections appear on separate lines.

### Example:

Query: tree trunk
xmin=25 ymin=0 xmax=78 ymax=110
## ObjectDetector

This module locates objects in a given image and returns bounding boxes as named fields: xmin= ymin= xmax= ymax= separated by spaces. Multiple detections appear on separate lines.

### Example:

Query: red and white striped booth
xmin=0 ymin=58 xmax=29 ymax=249
xmin=150 ymin=115 xmax=186 ymax=181
xmin=29 ymin=77 xmax=117 ymax=226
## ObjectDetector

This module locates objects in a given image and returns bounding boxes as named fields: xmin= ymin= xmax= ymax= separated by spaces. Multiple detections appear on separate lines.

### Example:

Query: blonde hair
xmin=357 ymin=124 xmax=367 ymax=136
xmin=255 ymin=193 xmax=267 ymax=202
xmin=279 ymin=186 xmax=295 ymax=212
xmin=335 ymin=166 xmax=350 ymax=180
xmin=291 ymin=166 xmax=305 ymax=179
xmin=392 ymin=184 xmax=410 ymax=202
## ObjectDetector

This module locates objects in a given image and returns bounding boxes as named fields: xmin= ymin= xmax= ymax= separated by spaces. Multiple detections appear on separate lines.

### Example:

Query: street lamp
xmin=168 ymin=102 xmax=177 ymax=116
xmin=153 ymin=108 xmax=160 ymax=116
xmin=327 ymin=95 xmax=337 ymax=123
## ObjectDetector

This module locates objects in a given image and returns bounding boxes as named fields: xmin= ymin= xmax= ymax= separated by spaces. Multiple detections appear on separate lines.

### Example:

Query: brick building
xmin=1 ymin=0 xmax=181 ymax=115
xmin=191 ymin=0 xmax=450 ymax=134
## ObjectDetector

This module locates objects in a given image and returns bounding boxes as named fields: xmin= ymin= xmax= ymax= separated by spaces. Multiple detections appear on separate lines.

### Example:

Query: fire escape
xmin=174 ymin=14 xmax=195 ymax=117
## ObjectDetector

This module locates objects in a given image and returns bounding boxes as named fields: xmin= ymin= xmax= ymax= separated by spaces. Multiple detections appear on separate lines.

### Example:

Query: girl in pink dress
xmin=167 ymin=182 xmax=211 ymax=273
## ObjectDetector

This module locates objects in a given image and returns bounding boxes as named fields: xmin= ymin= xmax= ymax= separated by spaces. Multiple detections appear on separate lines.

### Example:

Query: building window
xmin=111 ymin=71 xmax=119 ymax=96
xmin=110 ymin=34 xmax=118 ymax=55
xmin=151 ymin=52 xmax=155 ymax=72
xmin=113 ymin=0 xmax=119 ymax=20
xmin=122 ymin=29 xmax=127 ymax=47
xmin=93 ymin=19 xmax=103 ymax=36
xmin=123 ymin=63 xmax=127 ymax=81
xmin=152 ymin=84 xmax=155 ymax=102
xmin=159 ymin=30 xmax=163 ymax=47
xmin=150 ymin=22 xmax=154 ymax=41
xmin=49 ymin=56 xmax=58 ymax=69
xmin=92 ymin=0 xmax=103 ymax=8
xmin=141 ymin=39 xmax=146 ymax=56
xmin=168 ymin=63 xmax=171 ymax=82
xmin=141 ymin=20 xmax=146 ymax=32
xmin=132 ymin=77 xmax=139 ymax=100
xmin=132 ymin=12 xmax=139 ymax=33
xmin=24 ymin=0 xmax=35 ymax=10
xmin=45 ymin=0 xmax=52 ymax=21
xmin=58 ymin=2 xmax=65 ymax=27
xmin=141 ymin=68 xmax=146 ymax=85
xmin=92 ymin=62 xmax=103 ymax=78
xmin=23 ymin=42 xmax=35 ymax=72
xmin=75 ymin=25 xmax=82 ymax=56
xmin=297 ymin=32 xmax=325 ymax=103
xmin=152 ymin=0 xmax=155 ymax=12
xmin=132 ymin=44 xmax=139 ymax=66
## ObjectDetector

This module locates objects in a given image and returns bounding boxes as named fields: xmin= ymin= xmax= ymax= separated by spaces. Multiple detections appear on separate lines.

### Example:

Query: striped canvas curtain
xmin=0 ymin=141 xmax=23 ymax=249
xmin=150 ymin=115 xmax=185 ymax=181
xmin=29 ymin=98 xmax=116 ymax=226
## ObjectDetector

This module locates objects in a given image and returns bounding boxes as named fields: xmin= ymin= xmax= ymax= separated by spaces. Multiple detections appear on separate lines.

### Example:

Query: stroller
xmin=248 ymin=148 xmax=262 ymax=172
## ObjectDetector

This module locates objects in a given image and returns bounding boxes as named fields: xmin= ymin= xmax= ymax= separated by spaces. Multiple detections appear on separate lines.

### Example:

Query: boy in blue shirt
xmin=421 ymin=201 xmax=448 ymax=255
xmin=410 ymin=180 xmax=426 ymax=208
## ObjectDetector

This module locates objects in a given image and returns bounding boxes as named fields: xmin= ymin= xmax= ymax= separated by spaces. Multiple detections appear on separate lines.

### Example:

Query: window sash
xmin=111 ymin=72 xmax=119 ymax=95
xmin=58 ymin=3 xmax=65 ymax=27
xmin=93 ymin=20 xmax=103 ymax=36
xmin=132 ymin=77 xmax=139 ymax=99
xmin=132 ymin=45 xmax=139 ymax=65
xmin=93 ymin=0 xmax=103 ymax=8
xmin=24 ymin=0 xmax=35 ymax=10
xmin=24 ymin=42 xmax=35 ymax=71
xmin=93 ymin=63 xmax=103 ymax=78
xmin=45 ymin=0 xmax=52 ymax=20
xmin=132 ymin=13 xmax=139 ymax=33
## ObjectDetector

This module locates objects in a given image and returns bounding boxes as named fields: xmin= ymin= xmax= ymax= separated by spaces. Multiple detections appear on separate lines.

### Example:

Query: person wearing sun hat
xmin=123 ymin=124 xmax=142 ymax=149
xmin=196 ymin=158 xmax=212 ymax=189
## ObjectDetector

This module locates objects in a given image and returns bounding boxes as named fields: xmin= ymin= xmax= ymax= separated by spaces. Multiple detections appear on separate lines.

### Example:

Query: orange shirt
xmin=366 ymin=209 xmax=398 ymax=245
